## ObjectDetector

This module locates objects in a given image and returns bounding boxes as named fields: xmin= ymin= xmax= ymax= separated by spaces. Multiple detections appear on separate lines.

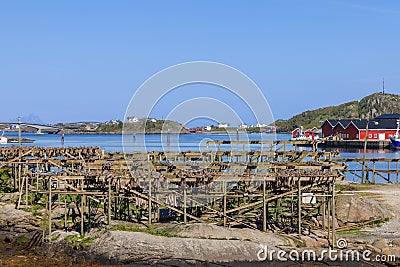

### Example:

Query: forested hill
xmin=275 ymin=93 xmax=400 ymax=132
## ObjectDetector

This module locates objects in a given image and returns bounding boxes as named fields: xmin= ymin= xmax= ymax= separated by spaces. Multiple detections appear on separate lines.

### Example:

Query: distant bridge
xmin=0 ymin=122 xmax=61 ymax=134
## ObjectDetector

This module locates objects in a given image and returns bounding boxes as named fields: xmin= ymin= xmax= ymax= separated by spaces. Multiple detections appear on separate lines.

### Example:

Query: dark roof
xmin=368 ymin=119 xmax=398 ymax=129
xmin=374 ymin=114 xmax=400 ymax=120
xmin=323 ymin=120 xmax=339 ymax=126
xmin=323 ymin=119 xmax=398 ymax=130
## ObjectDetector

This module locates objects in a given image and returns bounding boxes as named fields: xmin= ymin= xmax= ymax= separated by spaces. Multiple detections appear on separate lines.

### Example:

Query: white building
xmin=218 ymin=123 xmax=229 ymax=128
xmin=239 ymin=123 xmax=248 ymax=129
xmin=205 ymin=126 xmax=212 ymax=131
xmin=127 ymin=116 xmax=139 ymax=123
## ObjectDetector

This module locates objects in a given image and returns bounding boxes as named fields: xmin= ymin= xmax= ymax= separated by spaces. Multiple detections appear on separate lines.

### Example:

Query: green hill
xmin=275 ymin=93 xmax=400 ymax=132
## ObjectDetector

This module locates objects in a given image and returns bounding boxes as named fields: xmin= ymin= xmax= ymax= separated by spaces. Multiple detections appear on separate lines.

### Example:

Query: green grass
xmin=0 ymin=167 xmax=16 ymax=193
xmin=15 ymin=236 xmax=29 ymax=244
xmin=51 ymin=233 xmax=61 ymax=242
xmin=337 ymin=229 xmax=363 ymax=235
xmin=64 ymin=234 xmax=95 ymax=248
xmin=23 ymin=203 xmax=45 ymax=216
xmin=109 ymin=224 xmax=183 ymax=238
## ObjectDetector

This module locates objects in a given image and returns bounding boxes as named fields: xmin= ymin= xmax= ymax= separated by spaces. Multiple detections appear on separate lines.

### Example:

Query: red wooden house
xmin=321 ymin=114 xmax=400 ymax=140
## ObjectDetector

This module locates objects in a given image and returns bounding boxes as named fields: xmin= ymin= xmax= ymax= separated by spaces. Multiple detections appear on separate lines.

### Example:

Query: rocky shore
xmin=2 ymin=184 xmax=400 ymax=266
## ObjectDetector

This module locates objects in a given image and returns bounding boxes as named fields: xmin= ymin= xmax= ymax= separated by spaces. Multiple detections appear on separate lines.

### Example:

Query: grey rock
xmin=88 ymin=230 xmax=281 ymax=263
xmin=372 ymin=239 xmax=389 ymax=251
xmin=336 ymin=194 xmax=393 ymax=224
xmin=392 ymin=238 xmax=400 ymax=247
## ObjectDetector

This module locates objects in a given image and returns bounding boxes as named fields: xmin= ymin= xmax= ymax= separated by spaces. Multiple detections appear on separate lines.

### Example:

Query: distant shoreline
xmin=5 ymin=130 xmax=286 ymax=135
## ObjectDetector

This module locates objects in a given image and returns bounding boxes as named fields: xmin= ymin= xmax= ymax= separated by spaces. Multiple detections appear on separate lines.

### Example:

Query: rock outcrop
xmin=335 ymin=194 xmax=393 ymax=224
xmin=88 ymin=230 xmax=271 ymax=263
xmin=0 ymin=203 xmax=40 ymax=240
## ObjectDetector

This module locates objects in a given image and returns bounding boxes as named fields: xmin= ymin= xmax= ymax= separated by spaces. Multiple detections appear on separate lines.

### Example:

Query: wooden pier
xmin=322 ymin=140 xmax=391 ymax=149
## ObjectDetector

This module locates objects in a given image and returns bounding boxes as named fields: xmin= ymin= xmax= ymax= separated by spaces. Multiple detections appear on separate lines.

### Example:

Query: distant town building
xmin=127 ymin=116 xmax=139 ymax=123
xmin=239 ymin=123 xmax=248 ymax=129
xmin=149 ymin=118 xmax=157 ymax=123
xmin=189 ymin=127 xmax=204 ymax=133
xmin=205 ymin=126 xmax=212 ymax=131
xmin=218 ymin=123 xmax=229 ymax=128
xmin=106 ymin=119 xmax=120 ymax=125
xmin=321 ymin=114 xmax=400 ymax=140
xmin=256 ymin=123 xmax=268 ymax=128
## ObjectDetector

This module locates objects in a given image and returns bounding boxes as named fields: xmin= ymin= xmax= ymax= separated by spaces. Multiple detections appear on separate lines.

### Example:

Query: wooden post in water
xmin=372 ymin=161 xmax=376 ymax=184
xmin=362 ymin=121 xmax=369 ymax=183
xmin=396 ymin=161 xmax=399 ymax=184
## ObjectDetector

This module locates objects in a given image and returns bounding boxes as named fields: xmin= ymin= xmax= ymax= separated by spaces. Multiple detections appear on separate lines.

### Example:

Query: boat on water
xmin=290 ymin=126 xmax=321 ymax=141
xmin=0 ymin=131 xmax=7 ymax=144
xmin=389 ymin=119 xmax=400 ymax=149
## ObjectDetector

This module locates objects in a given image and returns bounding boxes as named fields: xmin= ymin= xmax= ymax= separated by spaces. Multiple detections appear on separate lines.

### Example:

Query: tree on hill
xmin=274 ymin=93 xmax=400 ymax=132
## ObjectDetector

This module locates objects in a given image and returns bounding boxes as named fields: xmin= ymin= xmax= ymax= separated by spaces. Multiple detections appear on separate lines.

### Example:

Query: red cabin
xmin=321 ymin=114 xmax=400 ymax=140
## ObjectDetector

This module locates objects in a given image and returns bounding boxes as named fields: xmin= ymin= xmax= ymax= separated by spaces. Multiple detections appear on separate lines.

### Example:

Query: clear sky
xmin=1 ymin=0 xmax=399 ymax=125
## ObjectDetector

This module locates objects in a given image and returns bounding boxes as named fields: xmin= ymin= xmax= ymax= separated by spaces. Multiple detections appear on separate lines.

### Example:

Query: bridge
xmin=0 ymin=122 xmax=61 ymax=134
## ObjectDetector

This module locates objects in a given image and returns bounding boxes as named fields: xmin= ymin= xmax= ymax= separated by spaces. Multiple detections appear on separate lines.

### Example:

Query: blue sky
xmin=1 ymin=1 xmax=399 ymax=125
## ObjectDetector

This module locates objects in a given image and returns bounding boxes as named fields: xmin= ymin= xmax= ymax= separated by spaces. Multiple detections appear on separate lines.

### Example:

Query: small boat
xmin=389 ymin=119 xmax=400 ymax=149
xmin=0 ymin=131 xmax=7 ymax=145
xmin=291 ymin=126 xmax=321 ymax=141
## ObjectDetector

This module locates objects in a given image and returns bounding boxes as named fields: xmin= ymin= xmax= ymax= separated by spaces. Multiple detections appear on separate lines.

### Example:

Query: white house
xmin=127 ymin=116 xmax=139 ymax=123
xmin=205 ymin=126 xmax=212 ymax=131
xmin=239 ymin=123 xmax=248 ymax=129
xmin=218 ymin=123 xmax=229 ymax=128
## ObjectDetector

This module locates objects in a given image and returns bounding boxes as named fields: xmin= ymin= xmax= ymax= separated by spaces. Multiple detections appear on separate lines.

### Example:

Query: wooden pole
xmin=327 ymin=184 xmax=330 ymax=241
xmin=108 ymin=179 xmax=111 ymax=225
xmin=262 ymin=177 xmax=267 ymax=232
xmin=64 ymin=196 xmax=67 ymax=231
xmin=148 ymin=171 xmax=152 ymax=226
xmin=183 ymin=184 xmax=187 ymax=224
xmin=18 ymin=116 xmax=21 ymax=151
xmin=372 ymin=161 xmax=376 ymax=184
xmin=322 ymin=194 xmax=326 ymax=229
xmin=80 ymin=180 xmax=85 ymax=236
xmin=396 ymin=161 xmax=399 ymax=184
xmin=223 ymin=181 xmax=227 ymax=227
xmin=25 ymin=173 xmax=28 ymax=205
xmin=18 ymin=165 xmax=21 ymax=191
xmin=362 ymin=121 xmax=369 ymax=183
xmin=48 ymin=178 xmax=52 ymax=240
xmin=297 ymin=178 xmax=301 ymax=239
xmin=331 ymin=182 xmax=336 ymax=247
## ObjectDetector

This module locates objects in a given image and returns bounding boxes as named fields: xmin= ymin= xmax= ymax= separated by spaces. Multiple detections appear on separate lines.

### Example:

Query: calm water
xmin=1 ymin=131 xmax=399 ymax=158
xmin=2 ymin=131 xmax=399 ymax=183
